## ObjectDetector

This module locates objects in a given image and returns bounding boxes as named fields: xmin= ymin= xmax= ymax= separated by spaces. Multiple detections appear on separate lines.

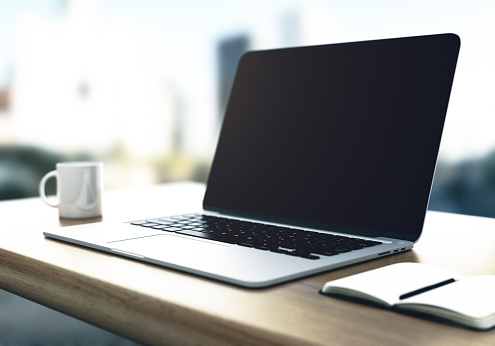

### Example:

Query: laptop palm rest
xmin=108 ymin=233 xmax=330 ymax=287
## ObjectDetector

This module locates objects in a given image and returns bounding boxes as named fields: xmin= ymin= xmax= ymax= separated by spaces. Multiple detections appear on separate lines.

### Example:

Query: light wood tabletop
xmin=1 ymin=182 xmax=495 ymax=345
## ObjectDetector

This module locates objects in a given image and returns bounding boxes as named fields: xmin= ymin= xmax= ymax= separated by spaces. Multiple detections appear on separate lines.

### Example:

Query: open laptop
xmin=44 ymin=33 xmax=460 ymax=288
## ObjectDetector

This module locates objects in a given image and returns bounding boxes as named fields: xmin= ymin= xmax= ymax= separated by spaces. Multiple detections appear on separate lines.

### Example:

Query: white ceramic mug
xmin=39 ymin=162 xmax=103 ymax=219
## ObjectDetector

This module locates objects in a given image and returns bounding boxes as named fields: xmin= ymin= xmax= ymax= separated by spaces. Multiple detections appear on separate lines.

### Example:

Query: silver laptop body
xmin=44 ymin=33 xmax=460 ymax=288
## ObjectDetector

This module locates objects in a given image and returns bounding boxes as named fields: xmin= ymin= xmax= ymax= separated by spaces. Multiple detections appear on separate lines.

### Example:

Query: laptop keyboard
xmin=129 ymin=213 xmax=381 ymax=260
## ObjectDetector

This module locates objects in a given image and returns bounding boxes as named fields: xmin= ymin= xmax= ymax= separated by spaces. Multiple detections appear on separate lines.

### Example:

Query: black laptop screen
xmin=204 ymin=34 xmax=460 ymax=242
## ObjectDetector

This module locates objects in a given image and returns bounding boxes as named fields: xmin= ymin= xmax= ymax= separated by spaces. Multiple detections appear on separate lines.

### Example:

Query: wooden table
xmin=1 ymin=182 xmax=495 ymax=345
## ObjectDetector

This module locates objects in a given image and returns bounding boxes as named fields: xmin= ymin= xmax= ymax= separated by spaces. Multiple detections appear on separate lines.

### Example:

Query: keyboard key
xmin=139 ymin=222 xmax=162 ymax=228
xmin=159 ymin=226 xmax=183 ymax=232
xmin=130 ymin=220 xmax=150 ymax=226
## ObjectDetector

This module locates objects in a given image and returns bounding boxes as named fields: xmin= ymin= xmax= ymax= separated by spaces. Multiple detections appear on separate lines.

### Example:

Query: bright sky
xmin=1 ymin=0 xmax=494 ymax=162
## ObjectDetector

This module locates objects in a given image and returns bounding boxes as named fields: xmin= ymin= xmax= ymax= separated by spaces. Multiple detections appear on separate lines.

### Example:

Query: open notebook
xmin=321 ymin=263 xmax=495 ymax=330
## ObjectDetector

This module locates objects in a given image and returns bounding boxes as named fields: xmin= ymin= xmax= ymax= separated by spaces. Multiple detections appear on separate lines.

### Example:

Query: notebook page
xmin=397 ymin=275 xmax=495 ymax=320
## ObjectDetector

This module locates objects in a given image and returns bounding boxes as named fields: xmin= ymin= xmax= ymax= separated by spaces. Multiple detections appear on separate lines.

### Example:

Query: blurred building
xmin=0 ymin=89 xmax=10 ymax=112
xmin=217 ymin=35 xmax=250 ymax=119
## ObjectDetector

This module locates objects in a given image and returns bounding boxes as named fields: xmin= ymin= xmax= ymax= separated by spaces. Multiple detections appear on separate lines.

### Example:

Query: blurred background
xmin=1 ymin=0 xmax=495 ymax=218
xmin=0 ymin=1 xmax=494 ymax=343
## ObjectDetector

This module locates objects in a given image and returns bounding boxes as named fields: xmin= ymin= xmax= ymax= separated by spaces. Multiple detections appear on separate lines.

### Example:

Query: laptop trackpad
xmin=108 ymin=233 xmax=231 ymax=263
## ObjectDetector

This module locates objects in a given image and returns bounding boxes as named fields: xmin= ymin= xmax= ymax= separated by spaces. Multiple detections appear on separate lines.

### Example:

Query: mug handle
xmin=39 ymin=170 xmax=59 ymax=207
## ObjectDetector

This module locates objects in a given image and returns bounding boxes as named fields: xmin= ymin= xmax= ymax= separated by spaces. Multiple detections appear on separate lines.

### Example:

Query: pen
xmin=399 ymin=278 xmax=457 ymax=300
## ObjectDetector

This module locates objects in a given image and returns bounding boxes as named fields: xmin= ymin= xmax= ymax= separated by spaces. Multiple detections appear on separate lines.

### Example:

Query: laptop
xmin=44 ymin=33 xmax=460 ymax=288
